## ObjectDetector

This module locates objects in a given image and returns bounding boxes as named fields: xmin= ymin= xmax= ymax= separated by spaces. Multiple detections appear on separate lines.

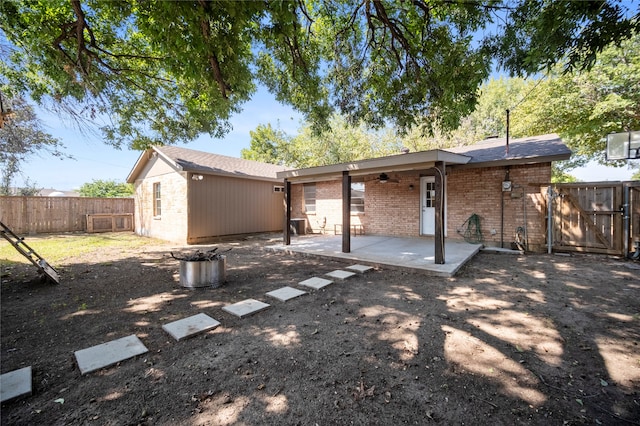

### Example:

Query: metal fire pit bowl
xmin=179 ymin=255 xmax=226 ymax=289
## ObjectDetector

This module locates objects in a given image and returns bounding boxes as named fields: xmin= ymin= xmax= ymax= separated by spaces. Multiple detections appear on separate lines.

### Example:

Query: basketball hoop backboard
xmin=606 ymin=131 xmax=640 ymax=160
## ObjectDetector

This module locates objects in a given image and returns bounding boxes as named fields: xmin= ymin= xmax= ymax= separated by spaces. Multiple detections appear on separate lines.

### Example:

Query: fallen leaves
xmin=352 ymin=380 xmax=375 ymax=401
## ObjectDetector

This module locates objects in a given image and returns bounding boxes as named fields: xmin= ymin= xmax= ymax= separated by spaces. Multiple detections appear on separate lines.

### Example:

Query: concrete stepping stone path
xmin=74 ymin=335 xmax=148 ymax=375
xmin=162 ymin=313 xmax=221 ymax=341
xmin=325 ymin=270 xmax=357 ymax=280
xmin=266 ymin=286 xmax=307 ymax=302
xmin=13 ymin=257 xmax=367 ymax=400
xmin=223 ymin=298 xmax=270 ymax=318
xmin=346 ymin=264 xmax=373 ymax=274
xmin=299 ymin=276 xmax=333 ymax=290
xmin=0 ymin=366 xmax=32 ymax=403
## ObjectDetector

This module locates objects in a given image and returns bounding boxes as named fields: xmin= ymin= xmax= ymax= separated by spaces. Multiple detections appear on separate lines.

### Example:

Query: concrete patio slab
xmin=74 ymin=335 xmax=148 ymax=375
xmin=162 ymin=313 xmax=221 ymax=341
xmin=299 ymin=277 xmax=333 ymax=290
xmin=269 ymin=235 xmax=482 ymax=277
xmin=346 ymin=264 xmax=374 ymax=274
xmin=266 ymin=286 xmax=307 ymax=302
xmin=326 ymin=270 xmax=357 ymax=280
xmin=223 ymin=299 xmax=270 ymax=318
xmin=0 ymin=366 xmax=32 ymax=403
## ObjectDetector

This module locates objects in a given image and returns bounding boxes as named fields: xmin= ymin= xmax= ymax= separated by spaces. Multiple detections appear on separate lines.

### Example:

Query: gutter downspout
xmin=501 ymin=167 xmax=510 ymax=249
xmin=284 ymin=179 xmax=291 ymax=245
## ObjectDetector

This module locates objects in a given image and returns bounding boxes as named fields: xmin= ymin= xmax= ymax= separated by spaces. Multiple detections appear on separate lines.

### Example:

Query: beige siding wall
xmin=187 ymin=175 xmax=284 ymax=243
xmin=133 ymin=157 xmax=188 ymax=243
xmin=289 ymin=163 xmax=551 ymax=252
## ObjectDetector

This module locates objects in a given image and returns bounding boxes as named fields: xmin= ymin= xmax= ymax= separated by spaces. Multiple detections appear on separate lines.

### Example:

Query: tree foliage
xmin=78 ymin=179 xmax=133 ymax=197
xmin=408 ymin=34 xmax=640 ymax=179
xmin=0 ymin=93 xmax=65 ymax=194
xmin=1 ymin=0 xmax=637 ymax=149
xmin=242 ymin=115 xmax=402 ymax=168
xmin=240 ymin=123 xmax=291 ymax=166
xmin=512 ymin=34 xmax=640 ymax=169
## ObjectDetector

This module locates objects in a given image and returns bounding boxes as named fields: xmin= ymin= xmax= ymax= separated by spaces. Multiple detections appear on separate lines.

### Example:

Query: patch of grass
xmin=0 ymin=232 xmax=164 ymax=265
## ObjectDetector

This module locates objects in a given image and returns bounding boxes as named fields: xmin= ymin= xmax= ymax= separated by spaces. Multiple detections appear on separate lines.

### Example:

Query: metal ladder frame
xmin=0 ymin=221 xmax=60 ymax=284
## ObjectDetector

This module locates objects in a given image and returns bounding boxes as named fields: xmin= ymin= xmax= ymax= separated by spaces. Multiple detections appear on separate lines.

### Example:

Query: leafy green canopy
xmin=78 ymin=179 xmax=133 ymax=197
xmin=242 ymin=115 xmax=402 ymax=168
xmin=0 ymin=0 xmax=637 ymax=149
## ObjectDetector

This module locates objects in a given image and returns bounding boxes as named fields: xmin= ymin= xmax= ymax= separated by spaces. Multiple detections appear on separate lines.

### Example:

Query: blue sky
xmin=14 ymin=86 xmax=302 ymax=190
xmin=12 ymin=85 xmax=638 ymax=191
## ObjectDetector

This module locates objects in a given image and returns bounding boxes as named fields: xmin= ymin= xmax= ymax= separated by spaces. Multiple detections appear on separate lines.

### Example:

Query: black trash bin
xmin=290 ymin=218 xmax=306 ymax=235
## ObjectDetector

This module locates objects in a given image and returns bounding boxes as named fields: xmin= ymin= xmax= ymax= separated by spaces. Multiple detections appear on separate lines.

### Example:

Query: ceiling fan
xmin=376 ymin=173 xmax=399 ymax=183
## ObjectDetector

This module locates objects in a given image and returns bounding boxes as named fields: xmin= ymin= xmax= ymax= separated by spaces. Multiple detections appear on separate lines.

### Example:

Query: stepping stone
xmin=325 ymin=270 xmax=356 ymax=280
xmin=299 ymin=277 xmax=333 ymax=290
xmin=223 ymin=299 xmax=270 ymax=318
xmin=346 ymin=264 xmax=373 ymax=274
xmin=74 ymin=335 xmax=148 ymax=375
xmin=266 ymin=286 xmax=307 ymax=302
xmin=0 ymin=367 xmax=32 ymax=403
xmin=162 ymin=313 xmax=220 ymax=341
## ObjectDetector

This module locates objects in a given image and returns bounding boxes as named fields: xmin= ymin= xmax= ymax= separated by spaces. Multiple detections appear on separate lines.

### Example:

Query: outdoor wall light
xmin=409 ymin=184 xmax=414 ymax=190
xmin=191 ymin=174 xmax=204 ymax=181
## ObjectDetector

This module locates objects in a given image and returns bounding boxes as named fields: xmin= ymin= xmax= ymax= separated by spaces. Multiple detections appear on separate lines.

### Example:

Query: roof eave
xmin=278 ymin=150 xmax=471 ymax=181
xmin=184 ymin=168 xmax=282 ymax=182
xmin=451 ymin=153 xmax=572 ymax=170
xmin=126 ymin=149 xmax=153 ymax=183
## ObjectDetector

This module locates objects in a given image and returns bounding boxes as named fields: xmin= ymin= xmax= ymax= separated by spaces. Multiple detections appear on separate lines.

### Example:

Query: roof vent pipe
xmin=505 ymin=109 xmax=510 ymax=156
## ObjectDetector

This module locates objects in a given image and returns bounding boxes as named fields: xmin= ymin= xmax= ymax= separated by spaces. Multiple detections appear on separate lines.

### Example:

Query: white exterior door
xmin=420 ymin=176 xmax=436 ymax=235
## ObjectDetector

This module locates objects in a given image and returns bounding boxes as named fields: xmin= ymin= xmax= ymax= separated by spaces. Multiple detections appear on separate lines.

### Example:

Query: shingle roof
xmin=446 ymin=133 xmax=571 ymax=165
xmin=154 ymin=145 xmax=289 ymax=180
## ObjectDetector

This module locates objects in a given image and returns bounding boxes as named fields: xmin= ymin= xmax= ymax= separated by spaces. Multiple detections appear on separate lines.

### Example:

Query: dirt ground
xmin=1 ymin=233 xmax=639 ymax=425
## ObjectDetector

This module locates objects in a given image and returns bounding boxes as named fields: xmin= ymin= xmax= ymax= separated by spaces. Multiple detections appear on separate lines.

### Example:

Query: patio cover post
xmin=284 ymin=179 xmax=291 ymax=245
xmin=342 ymin=171 xmax=351 ymax=253
xmin=435 ymin=161 xmax=445 ymax=264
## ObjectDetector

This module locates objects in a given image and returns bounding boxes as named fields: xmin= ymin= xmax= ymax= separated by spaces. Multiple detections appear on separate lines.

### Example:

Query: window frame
xmin=350 ymin=182 xmax=365 ymax=213
xmin=153 ymin=182 xmax=161 ymax=217
xmin=303 ymin=183 xmax=316 ymax=213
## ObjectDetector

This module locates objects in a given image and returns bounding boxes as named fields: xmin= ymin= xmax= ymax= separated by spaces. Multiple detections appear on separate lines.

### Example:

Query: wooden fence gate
xmin=549 ymin=181 xmax=640 ymax=256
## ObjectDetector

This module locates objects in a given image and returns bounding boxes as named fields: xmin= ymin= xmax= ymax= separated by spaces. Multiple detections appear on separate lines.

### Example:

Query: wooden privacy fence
xmin=548 ymin=181 xmax=640 ymax=256
xmin=0 ymin=196 xmax=134 ymax=235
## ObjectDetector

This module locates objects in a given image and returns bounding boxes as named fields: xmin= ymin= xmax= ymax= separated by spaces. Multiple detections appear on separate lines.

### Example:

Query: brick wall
xmin=291 ymin=180 xmax=364 ymax=234
xmin=446 ymin=163 xmax=550 ymax=251
xmin=365 ymin=174 xmax=421 ymax=236
xmin=288 ymin=163 xmax=550 ymax=251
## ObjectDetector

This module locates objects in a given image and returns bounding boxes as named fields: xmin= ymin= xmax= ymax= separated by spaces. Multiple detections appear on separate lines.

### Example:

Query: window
xmin=351 ymin=182 xmax=365 ymax=213
xmin=424 ymin=181 xmax=435 ymax=208
xmin=303 ymin=183 xmax=316 ymax=213
xmin=273 ymin=186 xmax=284 ymax=193
xmin=153 ymin=182 xmax=161 ymax=217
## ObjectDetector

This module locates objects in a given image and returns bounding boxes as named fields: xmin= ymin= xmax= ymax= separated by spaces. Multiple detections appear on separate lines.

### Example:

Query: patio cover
xmin=277 ymin=149 xmax=471 ymax=182
xmin=277 ymin=149 xmax=472 ymax=264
